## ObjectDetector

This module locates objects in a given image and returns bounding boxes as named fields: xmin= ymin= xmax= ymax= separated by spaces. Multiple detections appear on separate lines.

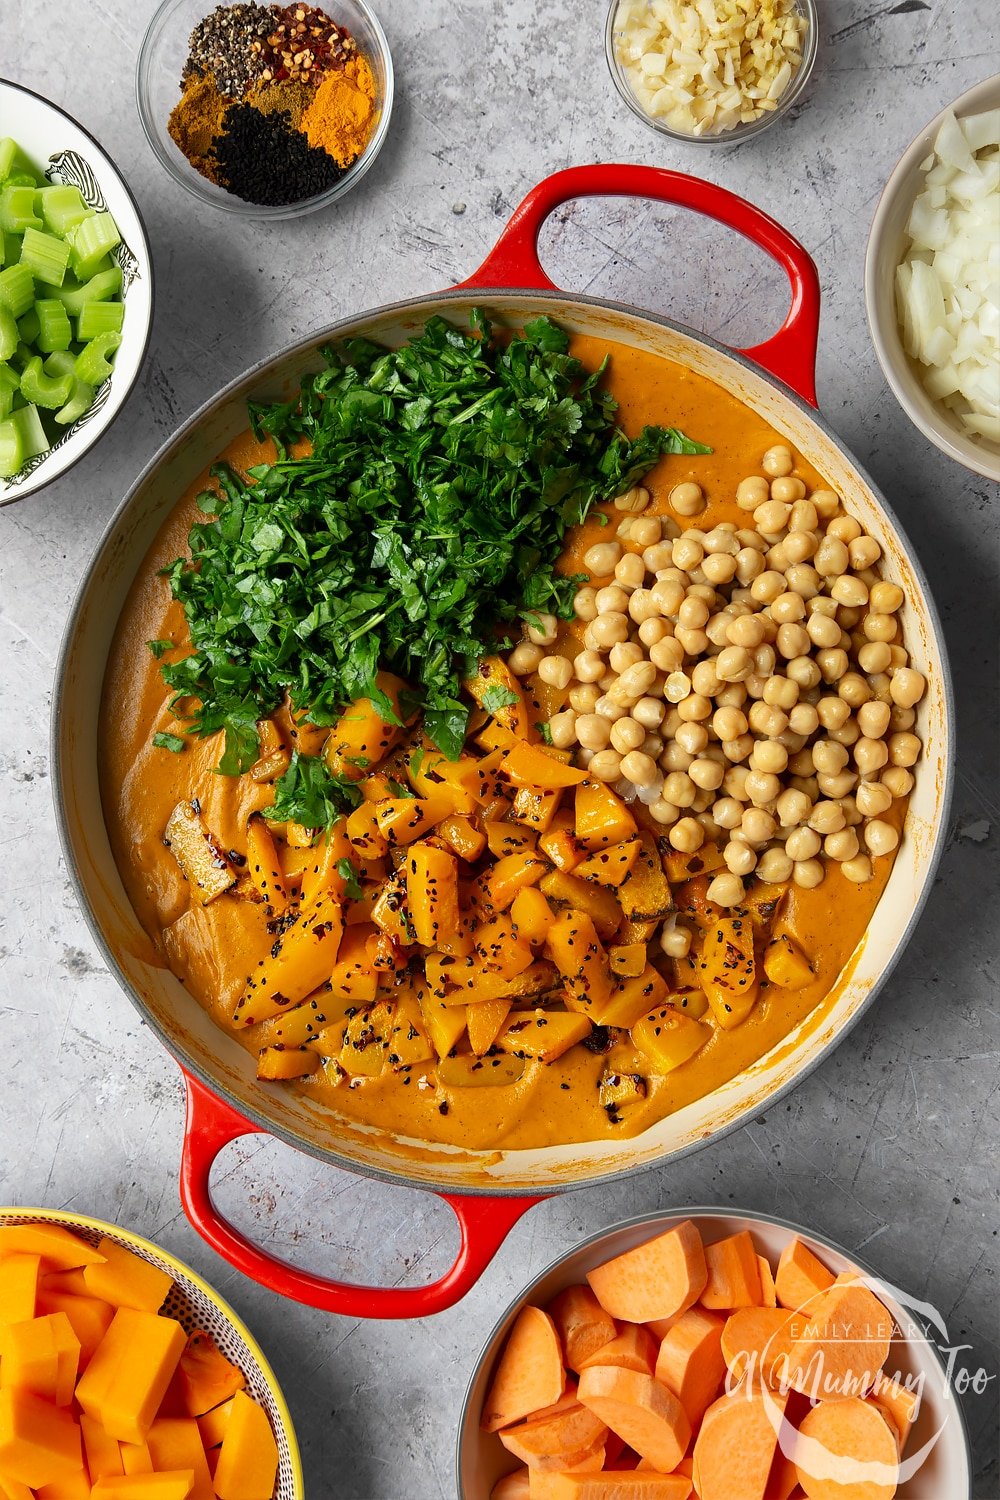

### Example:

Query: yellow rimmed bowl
xmin=0 ymin=1206 xmax=304 ymax=1500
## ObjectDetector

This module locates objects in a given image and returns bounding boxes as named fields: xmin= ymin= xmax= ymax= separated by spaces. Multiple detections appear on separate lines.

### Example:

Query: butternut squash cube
xmin=574 ymin=781 xmax=637 ymax=850
xmin=175 ymin=1334 xmax=245 ymax=1419
xmin=699 ymin=916 xmax=758 ymax=1029
xmin=436 ymin=814 xmax=486 ymax=862
xmin=499 ymin=741 xmax=587 ymax=790
xmin=80 ymin=1412 xmax=123 ymax=1480
xmin=344 ymin=801 xmax=389 ymax=858
xmin=0 ymin=1312 xmax=79 ymax=1407
xmin=0 ymin=1228 xmax=103 ymax=1272
xmin=82 ymin=1239 xmax=172 ymax=1317
xmin=598 ymin=1069 xmax=648 ymax=1115
xmin=437 ymin=1052 xmax=526 ymax=1087
xmin=245 ymin=815 xmax=289 ymax=914
xmin=32 ymin=1290 xmax=112 ymax=1374
xmin=195 ymin=1396 xmax=234 ymax=1451
xmin=474 ymin=914 xmax=534 ymax=979
xmin=76 ymin=1308 xmax=186 ymax=1444
xmin=484 ymin=822 xmax=537 ymax=859
xmin=511 ymin=785 xmax=561 ymax=833
xmin=539 ymin=870 xmax=622 ymax=942
xmin=487 ymin=850 xmax=548 ymax=912
xmin=574 ymin=838 xmax=641 ymax=889
xmin=375 ymin=796 xmax=454 ymax=845
xmin=163 ymin=802 xmax=235 ymax=906
xmin=538 ymin=813 xmax=584 ymax=873
xmin=119 ymin=1439 xmax=153 ymax=1474
xmin=339 ymin=1002 xmax=396 ymax=1078
xmin=255 ymin=1046 xmax=321 ymax=1081
xmin=327 ymin=924 xmax=380 ymax=1005
xmin=632 ymin=1004 xmax=712 ymax=1074
xmin=0 ymin=1386 xmax=82 ymax=1488
xmin=465 ymin=656 xmax=536 ymax=738
xmin=387 ymin=994 xmax=435 ymax=1069
xmin=322 ymin=671 xmax=410 ymax=779
xmin=34 ymin=1467 xmax=91 ymax=1499
xmin=211 ymin=1390 xmax=279 ymax=1500
xmin=618 ymin=834 xmax=673 ymax=921
xmin=609 ymin=942 xmax=646 ymax=978
xmin=510 ymin=886 xmax=556 ymax=947
xmin=370 ymin=870 xmax=416 ymax=947
xmin=466 ymin=998 xmax=513 ymax=1056
xmin=763 ymin=932 xmax=813 ymax=989
xmin=495 ymin=1009 xmax=592 ymax=1063
xmin=594 ymin=966 xmax=668 ymax=1029
xmin=418 ymin=995 xmax=467 ymax=1060
xmin=546 ymin=910 xmax=614 ymax=1011
xmin=232 ymin=888 xmax=344 ymax=1028
xmin=91 ymin=1476 xmax=196 ymax=1498
xmin=0 ymin=1255 xmax=39 ymax=1327
xmin=147 ymin=1418 xmax=214 ymax=1500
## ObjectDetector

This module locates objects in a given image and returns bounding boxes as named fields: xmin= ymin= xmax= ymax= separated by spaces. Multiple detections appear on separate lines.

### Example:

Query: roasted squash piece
xmin=632 ymin=1003 xmax=712 ymax=1073
xmin=439 ymin=958 xmax=558 ymax=1007
xmin=474 ymin=914 xmax=535 ymax=979
xmin=466 ymin=998 xmax=513 ymax=1056
xmin=510 ymin=886 xmax=556 ymax=947
xmin=574 ymin=780 xmax=638 ymax=851
xmin=327 ymin=924 xmax=379 ymax=1004
xmin=371 ymin=869 xmax=416 ymax=947
xmin=407 ymin=841 xmax=463 ymax=952
xmin=618 ymin=833 xmax=673 ymax=921
xmin=663 ymin=844 xmax=727 ymax=883
xmin=699 ymin=916 xmax=758 ymax=1029
xmin=338 ymin=1001 xmax=397 ymax=1077
xmin=763 ymin=932 xmax=813 ymax=989
xmin=256 ymin=1045 xmax=321 ymax=1081
xmin=300 ymin=819 xmax=355 ymax=905
xmin=375 ymin=795 xmax=456 ymax=845
xmin=593 ymin=965 xmax=668 ymax=1029
xmin=538 ymin=813 xmax=584 ymax=873
xmin=233 ymin=888 xmax=344 ymax=1027
xmin=245 ymin=814 xmax=289 ymax=913
xmin=539 ymin=869 xmax=622 ymax=942
xmin=345 ymin=801 xmax=389 ymax=858
xmin=546 ymin=909 xmax=614 ymax=1011
xmin=418 ymin=994 xmax=467 ymax=1060
xmin=498 ymin=741 xmax=588 ymax=789
xmin=436 ymin=813 xmax=487 ymax=862
xmin=164 ymin=801 xmax=235 ymax=906
xmin=609 ymin=942 xmax=646 ymax=978
xmin=387 ymin=994 xmax=435 ymax=1069
xmin=484 ymin=822 xmax=537 ymax=859
xmin=575 ymin=838 xmax=641 ymax=889
xmin=437 ymin=1052 xmax=526 ymax=1087
xmin=465 ymin=656 xmax=535 ymax=739
xmin=511 ymin=785 xmax=562 ymax=833
xmin=323 ymin=671 xmax=411 ymax=779
xmin=599 ymin=1068 xmax=648 ymax=1116
xmin=487 ymin=850 xmax=548 ymax=911
xmin=495 ymin=1008 xmax=592 ymax=1063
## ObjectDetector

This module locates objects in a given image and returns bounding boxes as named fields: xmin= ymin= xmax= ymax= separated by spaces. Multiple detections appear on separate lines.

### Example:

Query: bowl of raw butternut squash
xmin=457 ymin=1207 xmax=972 ymax=1499
xmin=0 ymin=1207 xmax=302 ymax=1499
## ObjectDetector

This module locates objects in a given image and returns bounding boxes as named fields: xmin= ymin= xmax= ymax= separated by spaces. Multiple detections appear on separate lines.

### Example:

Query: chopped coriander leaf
xmin=263 ymin=752 xmax=362 ymax=833
xmin=152 ymin=731 xmax=186 ymax=752
xmin=160 ymin=311 xmax=708 ymax=769
xmin=537 ymin=720 xmax=554 ymax=745
xmin=481 ymin=684 xmax=520 ymax=715
xmin=336 ymin=857 xmax=364 ymax=901
xmin=147 ymin=639 xmax=173 ymax=659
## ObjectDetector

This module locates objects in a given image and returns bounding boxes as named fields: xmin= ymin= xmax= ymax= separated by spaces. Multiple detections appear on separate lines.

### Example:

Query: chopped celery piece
xmin=17 ymin=307 xmax=40 ymax=344
xmin=44 ymin=350 xmax=76 ymax=378
xmin=74 ymin=331 xmax=120 ymax=385
xmin=36 ymin=298 xmax=72 ymax=352
xmin=0 ymin=363 xmax=19 ymax=419
xmin=0 ymin=402 xmax=48 ymax=477
xmin=20 ymin=226 xmax=70 ymax=287
xmin=51 ymin=265 xmax=121 ymax=316
xmin=20 ymin=354 xmax=73 ymax=409
xmin=5 ymin=171 xmax=42 ymax=189
xmin=54 ymin=377 xmax=94 ymax=426
xmin=0 ymin=306 xmax=16 ymax=361
xmin=77 ymin=300 xmax=124 ymax=341
xmin=69 ymin=211 xmax=120 ymax=280
xmin=40 ymin=185 xmax=92 ymax=235
xmin=0 ymin=265 xmax=35 ymax=318
xmin=3 ymin=232 xmax=20 ymax=267
xmin=0 ymin=138 xmax=34 ymax=180
xmin=0 ymin=185 xmax=42 ymax=233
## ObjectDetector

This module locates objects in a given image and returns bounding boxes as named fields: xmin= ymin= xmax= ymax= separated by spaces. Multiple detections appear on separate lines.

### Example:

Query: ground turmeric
xmin=167 ymin=74 xmax=227 ymax=183
xmin=301 ymin=57 xmax=376 ymax=167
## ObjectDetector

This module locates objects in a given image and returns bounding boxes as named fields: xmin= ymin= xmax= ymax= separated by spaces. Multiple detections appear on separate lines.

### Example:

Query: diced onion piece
xmin=612 ymin=0 xmax=807 ymax=138
xmin=895 ymin=108 xmax=1000 ymax=447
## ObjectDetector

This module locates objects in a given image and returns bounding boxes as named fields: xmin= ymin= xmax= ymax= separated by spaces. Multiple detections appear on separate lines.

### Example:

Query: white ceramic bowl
xmin=0 ymin=1206 xmax=304 ymax=1499
xmin=457 ymin=1208 xmax=974 ymax=1499
xmin=0 ymin=79 xmax=153 ymax=506
xmin=865 ymin=73 xmax=1000 ymax=483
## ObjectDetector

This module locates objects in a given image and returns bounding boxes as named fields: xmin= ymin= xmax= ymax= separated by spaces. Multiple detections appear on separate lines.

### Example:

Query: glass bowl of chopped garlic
xmin=606 ymin=0 xmax=818 ymax=145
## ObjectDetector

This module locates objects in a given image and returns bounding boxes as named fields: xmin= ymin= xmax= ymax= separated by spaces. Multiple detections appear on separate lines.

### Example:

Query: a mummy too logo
xmin=724 ymin=1267 xmax=991 ymax=1491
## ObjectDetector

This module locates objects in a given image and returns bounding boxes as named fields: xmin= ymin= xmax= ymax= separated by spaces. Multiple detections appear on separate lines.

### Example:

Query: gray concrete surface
xmin=1 ymin=2 xmax=997 ymax=1495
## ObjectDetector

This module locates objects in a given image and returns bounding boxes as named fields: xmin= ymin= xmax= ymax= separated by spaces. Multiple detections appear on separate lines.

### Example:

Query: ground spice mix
xmin=166 ymin=2 xmax=380 ymax=206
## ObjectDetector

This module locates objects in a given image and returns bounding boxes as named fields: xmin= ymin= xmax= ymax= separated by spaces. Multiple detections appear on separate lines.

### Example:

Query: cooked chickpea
xmin=815 ymin=695 xmax=850 ymax=731
xmin=744 ymin=769 xmax=781 ymax=806
xmin=661 ymin=770 xmax=698 ymax=808
xmin=793 ymin=858 xmax=825 ymax=890
xmin=669 ymin=481 xmax=705 ymax=517
xmin=672 ymin=536 xmax=705 ymax=573
xmin=816 ymin=647 xmax=849 ymax=682
xmin=701 ymin=552 xmax=738 ymax=586
xmin=615 ymin=553 xmax=645 ymax=592
xmin=776 ymin=623 xmax=811 ymax=660
xmin=823 ymin=828 xmax=858 ymax=863
xmin=642 ymin=542 xmax=675 ymax=573
xmin=841 ymin=854 xmax=874 ymax=884
xmin=674 ymin=721 xmax=708 ymax=756
xmin=863 ymin=612 xmax=897 ymax=643
xmin=569 ymin=683 xmax=600 ymax=714
xmin=660 ymin=742 xmax=693 ymax=773
xmin=638 ymin=617 xmax=670 ymax=648
xmin=755 ymin=847 xmax=792 ymax=883
xmin=854 ymin=736 xmax=889 ymax=776
xmin=741 ymin=807 xmax=777 ymax=845
xmin=632 ymin=696 xmax=665 ymax=731
xmin=589 ymin=749 xmax=623 ymax=783
xmin=720 ymin=838 xmax=754 ymax=876
xmin=888 ymin=731 xmax=921 ymax=768
xmin=588 ymin=613 xmax=630 ymax=650
xmin=723 ymin=614 xmax=764 ymax=651
xmin=576 ymin=713 xmax=612 ymax=750
xmin=887 ymin=644 xmax=909 ymax=670
xmin=810 ymin=488 xmax=840 ymax=519
xmin=762 ymin=444 xmax=793 ymax=478
xmin=548 ymin=710 xmax=577 ymax=749
xmin=748 ymin=571 xmax=785 ymax=606
xmin=574 ymin=649 xmax=606 ymax=683
xmin=858 ymin=641 xmax=892 ymax=674
xmin=675 ymin=595 xmax=708 ymax=631
xmin=788 ymin=703 xmax=819 ymax=737
xmin=616 ymin=750 xmax=655 ymax=787
xmin=869 ymin=580 xmax=904 ymax=614
xmin=659 ymin=919 xmax=693 ymax=960
xmin=609 ymin=717 xmax=644 ymax=754
xmin=784 ymin=532 xmax=819 ymax=566
xmin=615 ymin=661 xmax=658 ymax=701
xmin=710 ymin=706 xmax=745 ymax=743
xmin=855 ymin=781 xmax=893 ymax=818
xmin=538 ymin=655 xmax=572 ymax=690
xmin=613 ymin=484 xmax=651 ymax=514
xmin=776 ymin=787 xmax=812 ymax=827
xmin=753 ymin=641 xmax=777 ymax=675
xmin=686 ymin=663 xmax=717 ymax=702
xmin=685 ymin=757 xmax=723 ymax=792
xmin=890 ymin=705 xmax=916 ymax=732
xmin=664 ymin=817 xmax=702 ymax=855
xmin=608 ymin=641 xmax=643 ymax=674
xmin=627 ymin=589 xmax=660 ymax=626
xmin=748 ymin=701 xmax=788 ymax=737
xmin=736 ymin=475 xmax=770 ymax=509
xmin=788 ymin=499 xmax=818 ymax=532
xmin=735 ymin=547 xmax=766 ymax=584
xmin=786 ymin=826 xmax=821 ymax=860
xmin=769 ymin=475 xmax=805 ymax=504
xmin=754 ymin=500 xmax=791 ymax=534
xmin=838 ymin=672 xmax=872 ymax=709
xmin=573 ymin=586 xmax=598 ymax=622
xmin=882 ymin=766 xmax=914 ymax=798
xmin=651 ymin=577 xmax=685 ymax=616
xmin=849 ymin=535 xmax=881 ymax=569
xmin=830 ymin=575 xmax=869 ymax=609
xmin=770 ymin=592 xmax=806 ymax=626
xmin=827 ymin=515 xmax=861 ymax=544
xmin=864 ymin=819 xmax=899 ymax=857
xmin=595 ymin=585 xmax=629 ymax=616
xmin=583 ymin=540 xmax=623 ymax=576
xmin=767 ymin=543 xmax=790 ymax=572
xmin=704 ymin=798 xmax=739 ymax=832
xmin=677 ymin=693 xmax=712 ymax=724
xmin=707 ymin=871 xmax=745 ymax=906
xmin=890 ymin=668 xmax=926 ymax=708
xmin=715 ymin=684 xmax=749 ymax=711
xmin=721 ymin=733 xmax=753 ymax=763
xmin=750 ymin=741 xmax=789 ymax=776
xmin=630 ymin=516 xmax=662 ymax=548
xmin=508 ymin=641 xmax=543 ymax=675
xmin=713 ymin=645 xmax=752 ymax=683
xmin=814 ymin=536 xmax=850 ymax=576
xmin=763 ymin=675 xmax=799 ymax=712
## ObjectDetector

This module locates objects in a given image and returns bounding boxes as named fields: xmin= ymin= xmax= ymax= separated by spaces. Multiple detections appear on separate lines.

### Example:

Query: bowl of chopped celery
xmin=0 ymin=79 xmax=152 ymax=504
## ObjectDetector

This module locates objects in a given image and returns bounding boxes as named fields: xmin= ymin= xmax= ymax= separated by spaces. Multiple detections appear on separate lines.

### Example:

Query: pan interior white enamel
xmin=57 ymin=294 xmax=950 ymax=1192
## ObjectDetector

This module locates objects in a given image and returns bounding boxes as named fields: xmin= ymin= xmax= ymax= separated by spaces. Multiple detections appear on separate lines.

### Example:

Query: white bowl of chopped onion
xmin=605 ymin=0 xmax=818 ymax=144
xmin=866 ymin=74 xmax=1000 ymax=483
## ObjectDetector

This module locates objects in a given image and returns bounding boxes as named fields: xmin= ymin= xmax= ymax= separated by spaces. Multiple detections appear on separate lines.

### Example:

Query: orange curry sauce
xmin=100 ymin=334 xmax=900 ymax=1149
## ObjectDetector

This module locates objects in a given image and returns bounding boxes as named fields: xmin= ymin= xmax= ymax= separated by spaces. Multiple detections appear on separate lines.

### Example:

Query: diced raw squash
xmin=437 ymin=1051 xmax=526 ymax=1087
xmin=465 ymin=657 xmax=535 ymax=739
xmin=76 ymin=1308 xmax=187 ymax=1443
xmin=618 ymin=834 xmax=673 ymax=921
xmin=465 ymin=998 xmax=513 ymax=1055
xmin=119 ymin=1439 xmax=153 ymax=1475
xmin=539 ymin=870 xmax=621 ymax=942
xmin=495 ymin=1009 xmax=592 ymax=1062
xmin=511 ymin=785 xmax=561 ymax=833
xmin=147 ymin=1417 xmax=213 ymax=1500
xmin=499 ymin=741 xmax=587 ymax=789
xmin=487 ymin=850 xmax=548 ymax=911
xmin=322 ymin=672 xmax=410 ymax=779
xmin=212 ymin=1389 xmax=279 ymax=1500
xmin=574 ymin=781 xmax=637 ymax=850
xmin=34 ymin=1291 xmax=113 ymax=1369
xmin=632 ymin=1004 xmax=712 ymax=1074
xmin=0 ymin=1227 xmax=104 ymax=1271
xmin=174 ymin=1334 xmax=245 ymax=1419
xmin=195 ymin=1396 xmax=234 ymax=1450
xmin=574 ymin=838 xmax=640 ymax=888
xmin=763 ymin=932 xmax=813 ymax=989
xmin=699 ymin=916 xmax=758 ymax=1029
xmin=0 ymin=1255 xmax=39 ymax=1326
xmin=546 ymin=910 xmax=614 ymax=1011
xmin=81 ymin=1411 xmax=123 ymax=1480
xmin=609 ymin=943 xmax=646 ymax=979
xmin=0 ymin=1312 xmax=79 ymax=1405
xmin=233 ymin=888 xmax=344 ymax=1026
xmin=82 ymin=1239 xmax=171 ymax=1316
xmin=163 ymin=802 xmax=235 ymax=906
xmin=593 ymin=966 xmax=668 ymax=1029
xmin=91 ymin=1476 xmax=196 ymax=1498
xmin=0 ymin=1386 xmax=82 ymax=1488
xmin=510 ymin=886 xmax=556 ymax=947
xmin=256 ymin=1046 xmax=321 ymax=1080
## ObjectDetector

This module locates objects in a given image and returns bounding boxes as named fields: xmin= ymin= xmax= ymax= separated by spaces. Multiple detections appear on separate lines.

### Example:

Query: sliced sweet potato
xmin=692 ymin=1382 xmax=788 ymax=1500
xmin=578 ymin=1324 xmax=657 ymax=1377
xmin=576 ymin=1366 xmax=690 ymax=1475
xmin=719 ymin=1307 xmax=794 ymax=1385
xmin=547 ymin=1286 xmax=617 ymax=1374
xmin=775 ymin=1238 xmax=835 ymax=1313
xmin=868 ymin=1371 xmax=920 ymax=1453
xmin=783 ymin=1277 xmax=893 ymax=1400
xmin=795 ymin=1397 xmax=899 ymax=1499
xmin=586 ymin=1222 xmax=707 ymax=1324
xmin=498 ymin=1402 xmax=608 ymax=1471
xmin=529 ymin=1476 xmax=691 ymax=1498
xmin=492 ymin=1471 xmax=530 ymax=1500
xmin=700 ymin=1231 xmax=762 ymax=1310
xmin=653 ymin=1305 xmax=726 ymax=1427
xmin=482 ymin=1307 xmax=565 ymax=1433
xmin=758 ymin=1255 xmax=778 ymax=1309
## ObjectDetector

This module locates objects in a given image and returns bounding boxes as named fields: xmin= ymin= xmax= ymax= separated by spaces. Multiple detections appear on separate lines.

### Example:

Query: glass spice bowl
xmin=136 ymin=0 xmax=394 ymax=219
xmin=605 ymin=0 xmax=818 ymax=147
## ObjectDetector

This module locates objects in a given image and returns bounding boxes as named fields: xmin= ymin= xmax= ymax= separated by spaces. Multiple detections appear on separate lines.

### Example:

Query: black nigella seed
xmin=211 ymin=104 xmax=346 ymax=205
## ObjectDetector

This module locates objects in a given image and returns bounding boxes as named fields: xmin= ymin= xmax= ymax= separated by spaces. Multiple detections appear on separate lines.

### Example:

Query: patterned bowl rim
xmin=0 ymin=1204 xmax=304 ymax=1498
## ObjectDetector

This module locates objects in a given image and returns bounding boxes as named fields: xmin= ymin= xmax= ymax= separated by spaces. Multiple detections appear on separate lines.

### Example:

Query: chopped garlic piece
xmin=612 ymin=0 xmax=807 ymax=137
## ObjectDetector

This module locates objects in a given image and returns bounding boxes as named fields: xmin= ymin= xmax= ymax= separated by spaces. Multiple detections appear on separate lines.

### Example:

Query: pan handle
xmin=459 ymin=165 xmax=820 ymax=407
xmin=178 ymin=1072 xmax=544 ymax=1318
